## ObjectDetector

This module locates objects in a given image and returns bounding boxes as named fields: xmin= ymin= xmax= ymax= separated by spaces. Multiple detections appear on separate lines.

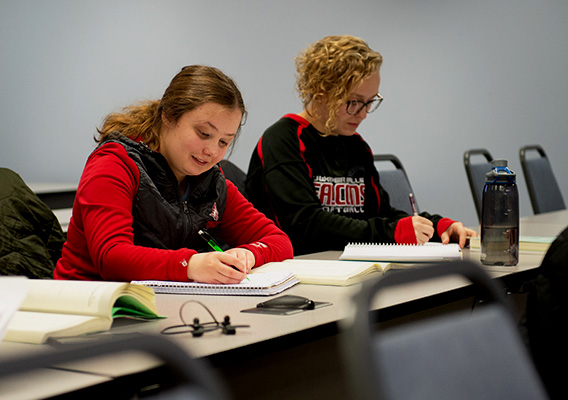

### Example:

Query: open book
xmin=339 ymin=242 xmax=462 ymax=262
xmin=256 ymin=259 xmax=410 ymax=286
xmin=4 ymin=280 xmax=160 ymax=344
xmin=0 ymin=277 xmax=28 ymax=342
xmin=132 ymin=271 xmax=298 ymax=296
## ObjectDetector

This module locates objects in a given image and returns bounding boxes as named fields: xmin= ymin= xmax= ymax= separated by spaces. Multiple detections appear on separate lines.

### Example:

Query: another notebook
xmin=257 ymin=259 xmax=410 ymax=286
xmin=469 ymin=235 xmax=555 ymax=252
xmin=339 ymin=242 xmax=462 ymax=262
xmin=132 ymin=271 xmax=298 ymax=296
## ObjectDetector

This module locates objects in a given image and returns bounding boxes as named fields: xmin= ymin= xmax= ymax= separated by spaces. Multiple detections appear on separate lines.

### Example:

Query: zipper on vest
xmin=182 ymin=201 xmax=189 ymax=214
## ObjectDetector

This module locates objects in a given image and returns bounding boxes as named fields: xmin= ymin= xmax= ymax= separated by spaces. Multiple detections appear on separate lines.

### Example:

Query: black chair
xmin=219 ymin=159 xmax=247 ymax=194
xmin=519 ymin=145 xmax=566 ymax=214
xmin=463 ymin=148 xmax=494 ymax=222
xmin=340 ymin=261 xmax=548 ymax=400
xmin=373 ymin=154 xmax=417 ymax=215
xmin=0 ymin=334 xmax=230 ymax=399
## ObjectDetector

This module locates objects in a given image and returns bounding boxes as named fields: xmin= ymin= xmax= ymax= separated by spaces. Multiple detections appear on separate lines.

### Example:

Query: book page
xmin=260 ymin=259 xmax=378 ymax=276
xmin=257 ymin=259 xmax=395 ymax=285
xmin=19 ymin=280 xmax=128 ymax=318
xmin=0 ymin=277 xmax=28 ymax=341
xmin=4 ymin=311 xmax=110 ymax=344
xmin=112 ymin=295 xmax=161 ymax=319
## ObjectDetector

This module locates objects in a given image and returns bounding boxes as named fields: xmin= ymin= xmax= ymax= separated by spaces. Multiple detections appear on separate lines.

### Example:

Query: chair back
xmin=519 ymin=145 xmax=566 ymax=214
xmin=219 ymin=160 xmax=247 ymax=194
xmin=0 ymin=334 xmax=230 ymax=399
xmin=373 ymin=154 xmax=416 ymax=215
xmin=341 ymin=261 xmax=548 ymax=400
xmin=463 ymin=148 xmax=493 ymax=222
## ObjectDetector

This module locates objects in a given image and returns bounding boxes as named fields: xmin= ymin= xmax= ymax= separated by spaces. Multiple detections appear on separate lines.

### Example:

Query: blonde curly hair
xmin=295 ymin=35 xmax=383 ymax=135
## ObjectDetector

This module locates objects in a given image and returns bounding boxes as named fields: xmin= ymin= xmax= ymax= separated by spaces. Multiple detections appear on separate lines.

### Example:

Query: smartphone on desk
xmin=241 ymin=295 xmax=331 ymax=315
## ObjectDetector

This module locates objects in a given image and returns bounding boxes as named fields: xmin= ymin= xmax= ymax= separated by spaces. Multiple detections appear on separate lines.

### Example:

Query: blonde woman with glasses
xmin=245 ymin=35 xmax=475 ymax=255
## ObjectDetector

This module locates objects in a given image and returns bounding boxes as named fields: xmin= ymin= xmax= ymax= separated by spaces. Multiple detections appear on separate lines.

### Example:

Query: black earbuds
xmin=160 ymin=301 xmax=250 ymax=338
xmin=191 ymin=318 xmax=205 ymax=337
xmin=221 ymin=316 xmax=236 ymax=335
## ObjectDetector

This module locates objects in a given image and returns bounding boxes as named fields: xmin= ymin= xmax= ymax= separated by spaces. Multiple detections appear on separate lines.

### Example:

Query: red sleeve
xmin=393 ymin=216 xmax=418 ymax=244
xmin=216 ymin=181 xmax=294 ymax=267
xmin=66 ymin=143 xmax=194 ymax=281
xmin=393 ymin=216 xmax=456 ymax=244
xmin=436 ymin=217 xmax=455 ymax=237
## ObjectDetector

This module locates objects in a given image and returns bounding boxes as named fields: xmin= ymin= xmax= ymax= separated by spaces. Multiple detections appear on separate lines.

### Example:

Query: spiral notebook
xmin=339 ymin=242 xmax=462 ymax=262
xmin=132 ymin=271 xmax=298 ymax=296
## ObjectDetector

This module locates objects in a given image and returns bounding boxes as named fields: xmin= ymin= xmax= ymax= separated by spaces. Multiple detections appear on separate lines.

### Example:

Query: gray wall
xmin=2 ymin=0 xmax=567 ymax=228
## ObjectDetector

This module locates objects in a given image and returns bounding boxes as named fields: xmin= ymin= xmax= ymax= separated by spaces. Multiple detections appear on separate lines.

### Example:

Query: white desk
xmin=27 ymin=182 xmax=78 ymax=194
xmin=1 ymin=210 xmax=566 ymax=399
xmin=1 ymin=368 xmax=111 ymax=400
xmin=52 ymin=207 xmax=72 ymax=232
xmin=28 ymin=182 xmax=77 ymax=209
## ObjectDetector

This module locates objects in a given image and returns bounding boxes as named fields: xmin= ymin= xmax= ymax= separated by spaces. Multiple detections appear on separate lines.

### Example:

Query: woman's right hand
xmin=186 ymin=252 xmax=248 ymax=284
xmin=412 ymin=215 xmax=434 ymax=245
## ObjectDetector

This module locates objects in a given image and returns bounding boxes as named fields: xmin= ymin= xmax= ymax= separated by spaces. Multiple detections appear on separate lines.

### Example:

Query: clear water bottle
xmin=480 ymin=159 xmax=519 ymax=266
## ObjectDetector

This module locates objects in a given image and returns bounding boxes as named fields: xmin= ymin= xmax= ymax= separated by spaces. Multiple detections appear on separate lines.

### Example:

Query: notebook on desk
xmin=257 ymin=259 xmax=410 ymax=286
xmin=339 ymin=242 xmax=462 ymax=262
xmin=132 ymin=271 xmax=298 ymax=296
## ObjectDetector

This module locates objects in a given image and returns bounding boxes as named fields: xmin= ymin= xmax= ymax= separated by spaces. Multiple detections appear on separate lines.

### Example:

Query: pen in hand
xmin=409 ymin=193 xmax=418 ymax=216
xmin=198 ymin=229 xmax=224 ymax=252
xmin=198 ymin=230 xmax=250 ymax=281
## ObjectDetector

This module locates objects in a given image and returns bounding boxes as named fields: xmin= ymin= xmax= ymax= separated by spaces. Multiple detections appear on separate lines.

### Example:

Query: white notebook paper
xmin=339 ymin=242 xmax=462 ymax=262
xmin=132 ymin=271 xmax=298 ymax=296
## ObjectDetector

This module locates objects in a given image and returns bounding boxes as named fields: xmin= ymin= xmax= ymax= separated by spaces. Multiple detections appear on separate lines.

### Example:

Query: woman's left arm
xmin=216 ymin=181 xmax=294 ymax=267
xmin=440 ymin=221 xmax=479 ymax=248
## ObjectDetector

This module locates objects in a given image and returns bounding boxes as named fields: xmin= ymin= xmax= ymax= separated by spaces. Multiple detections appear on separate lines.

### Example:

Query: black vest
xmin=101 ymin=134 xmax=227 ymax=252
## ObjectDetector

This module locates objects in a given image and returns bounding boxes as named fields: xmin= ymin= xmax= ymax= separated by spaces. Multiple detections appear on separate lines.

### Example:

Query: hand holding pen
xmin=409 ymin=193 xmax=418 ymax=216
xmin=408 ymin=193 xmax=434 ymax=244
xmin=198 ymin=230 xmax=251 ymax=281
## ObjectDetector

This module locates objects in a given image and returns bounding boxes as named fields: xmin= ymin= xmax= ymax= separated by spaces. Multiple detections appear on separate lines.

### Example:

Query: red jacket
xmin=54 ymin=141 xmax=293 ymax=281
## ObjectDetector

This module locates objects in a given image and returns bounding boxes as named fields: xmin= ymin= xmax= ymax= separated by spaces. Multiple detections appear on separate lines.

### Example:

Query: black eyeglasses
xmin=161 ymin=300 xmax=249 ymax=337
xmin=345 ymin=94 xmax=383 ymax=115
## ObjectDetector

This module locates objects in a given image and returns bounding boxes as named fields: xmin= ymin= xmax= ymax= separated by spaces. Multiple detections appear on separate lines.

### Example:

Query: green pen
xmin=198 ymin=230 xmax=250 ymax=281
xmin=198 ymin=229 xmax=224 ymax=252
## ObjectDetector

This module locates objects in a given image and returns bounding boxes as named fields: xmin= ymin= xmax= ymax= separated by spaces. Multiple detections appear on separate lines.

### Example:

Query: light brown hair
xmin=96 ymin=65 xmax=247 ymax=151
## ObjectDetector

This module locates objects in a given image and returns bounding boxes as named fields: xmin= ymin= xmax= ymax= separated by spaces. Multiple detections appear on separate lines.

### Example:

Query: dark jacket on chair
xmin=0 ymin=168 xmax=65 ymax=278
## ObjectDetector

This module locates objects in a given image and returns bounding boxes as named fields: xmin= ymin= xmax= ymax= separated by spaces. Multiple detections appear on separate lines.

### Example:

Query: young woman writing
xmin=245 ymin=35 xmax=476 ymax=255
xmin=55 ymin=65 xmax=293 ymax=283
